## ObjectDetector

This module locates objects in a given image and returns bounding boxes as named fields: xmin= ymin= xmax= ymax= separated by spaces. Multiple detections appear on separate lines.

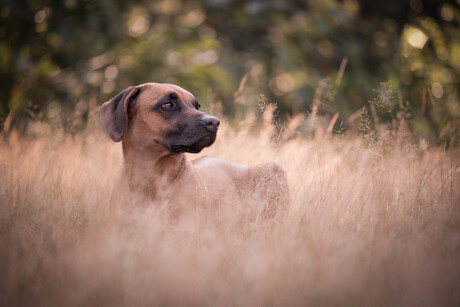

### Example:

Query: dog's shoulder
xmin=191 ymin=156 xmax=247 ymax=172
xmin=190 ymin=155 xmax=209 ymax=165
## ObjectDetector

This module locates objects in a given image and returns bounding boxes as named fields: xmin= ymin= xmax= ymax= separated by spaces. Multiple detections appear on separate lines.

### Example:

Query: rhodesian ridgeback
xmin=100 ymin=82 xmax=288 ymax=215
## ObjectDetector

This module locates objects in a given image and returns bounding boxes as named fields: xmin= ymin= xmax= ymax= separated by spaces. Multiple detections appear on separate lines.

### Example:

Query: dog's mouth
xmin=169 ymin=135 xmax=216 ymax=154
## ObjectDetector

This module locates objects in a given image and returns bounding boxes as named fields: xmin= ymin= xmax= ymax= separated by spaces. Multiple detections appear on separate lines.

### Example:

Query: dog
xmin=100 ymin=82 xmax=288 ymax=215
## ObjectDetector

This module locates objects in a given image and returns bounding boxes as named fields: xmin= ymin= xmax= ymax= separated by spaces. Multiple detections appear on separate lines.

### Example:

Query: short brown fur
xmin=100 ymin=82 xmax=289 ymax=215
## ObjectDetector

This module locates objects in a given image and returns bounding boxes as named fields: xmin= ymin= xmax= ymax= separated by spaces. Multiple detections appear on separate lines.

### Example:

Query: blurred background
xmin=0 ymin=0 xmax=459 ymax=144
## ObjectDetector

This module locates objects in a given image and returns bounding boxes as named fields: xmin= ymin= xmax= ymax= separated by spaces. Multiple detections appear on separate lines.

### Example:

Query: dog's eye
xmin=196 ymin=102 xmax=201 ymax=110
xmin=161 ymin=102 xmax=174 ymax=110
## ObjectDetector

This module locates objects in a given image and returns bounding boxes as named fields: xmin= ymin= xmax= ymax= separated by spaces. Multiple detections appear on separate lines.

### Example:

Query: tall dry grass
xmin=1 ymin=114 xmax=459 ymax=306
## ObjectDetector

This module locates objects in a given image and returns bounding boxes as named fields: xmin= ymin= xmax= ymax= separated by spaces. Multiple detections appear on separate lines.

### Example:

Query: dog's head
xmin=100 ymin=83 xmax=219 ymax=154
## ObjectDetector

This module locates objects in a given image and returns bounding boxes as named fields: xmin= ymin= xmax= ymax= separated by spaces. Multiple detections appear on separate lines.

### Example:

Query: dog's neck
xmin=121 ymin=141 xmax=188 ymax=200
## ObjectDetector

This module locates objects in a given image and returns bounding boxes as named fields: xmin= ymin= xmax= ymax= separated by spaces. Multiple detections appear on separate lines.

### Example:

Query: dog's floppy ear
xmin=99 ymin=86 xmax=141 ymax=142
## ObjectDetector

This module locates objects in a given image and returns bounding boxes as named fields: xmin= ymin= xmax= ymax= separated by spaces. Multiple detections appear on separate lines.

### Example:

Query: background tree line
xmin=0 ymin=0 xmax=459 ymax=145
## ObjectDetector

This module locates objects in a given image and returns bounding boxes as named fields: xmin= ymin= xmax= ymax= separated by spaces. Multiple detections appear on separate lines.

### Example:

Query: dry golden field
xmin=1 ymin=116 xmax=459 ymax=306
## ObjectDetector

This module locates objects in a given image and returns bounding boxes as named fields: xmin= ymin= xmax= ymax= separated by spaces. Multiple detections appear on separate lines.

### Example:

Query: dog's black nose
xmin=202 ymin=115 xmax=220 ymax=132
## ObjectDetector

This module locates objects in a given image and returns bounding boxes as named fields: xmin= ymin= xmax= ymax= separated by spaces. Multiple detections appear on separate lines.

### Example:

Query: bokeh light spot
xmin=128 ymin=15 xmax=150 ymax=37
xmin=432 ymin=82 xmax=444 ymax=99
xmin=405 ymin=26 xmax=428 ymax=49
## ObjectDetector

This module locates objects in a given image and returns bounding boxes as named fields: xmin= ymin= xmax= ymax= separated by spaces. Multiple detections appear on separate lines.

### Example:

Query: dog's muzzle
xmin=166 ymin=115 xmax=220 ymax=154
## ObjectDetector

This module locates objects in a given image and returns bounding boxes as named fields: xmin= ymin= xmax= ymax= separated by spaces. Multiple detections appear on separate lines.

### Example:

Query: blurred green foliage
xmin=0 ymin=0 xmax=459 ymax=144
